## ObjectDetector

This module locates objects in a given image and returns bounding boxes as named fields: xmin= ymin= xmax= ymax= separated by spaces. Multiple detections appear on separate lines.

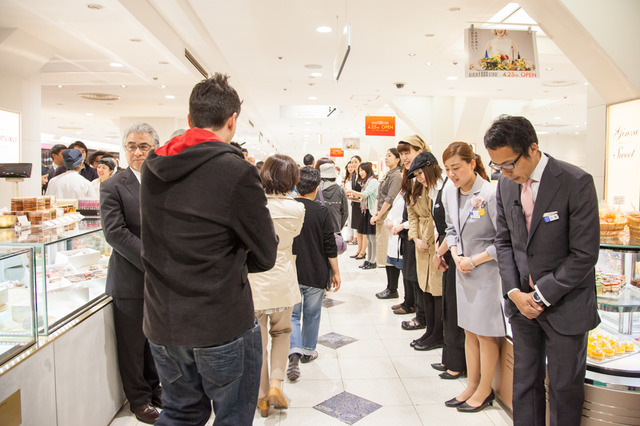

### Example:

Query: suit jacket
xmin=100 ymin=168 xmax=144 ymax=298
xmin=495 ymin=155 xmax=600 ymax=335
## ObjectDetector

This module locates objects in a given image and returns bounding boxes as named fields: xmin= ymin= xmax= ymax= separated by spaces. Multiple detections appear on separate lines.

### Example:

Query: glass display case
xmin=0 ymin=247 xmax=36 ymax=365
xmin=0 ymin=219 xmax=110 ymax=335
xmin=587 ymin=240 xmax=640 ymax=378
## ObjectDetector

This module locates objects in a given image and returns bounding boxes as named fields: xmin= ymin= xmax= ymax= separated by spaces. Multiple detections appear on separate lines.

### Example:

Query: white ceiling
xmin=0 ymin=0 xmax=589 ymax=162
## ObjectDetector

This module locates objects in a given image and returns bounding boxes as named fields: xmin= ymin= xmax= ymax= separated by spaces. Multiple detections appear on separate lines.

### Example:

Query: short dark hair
xmin=230 ymin=141 xmax=243 ymax=151
xmin=296 ymin=166 xmax=321 ymax=196
xmin=483 ymin=115 xmax=538 ymax=158
xmin=50 ymin=144 xmax=67 ymax=155
xmin=260 ymin=154 xmax=299 ymax=195
xmin=88 ymin=150 xmax=108 ymax=165
xmin=314 ymin=157 xmax=334 ymax=171
xmin=358 ymin=162 xmax=376 ymax=181
xmin=189 ymin=73 xmax=242 ymax=130
xmin=303 ymin=154 xmax=314 ymax=166
xmin=69 ymin=140 xmax=88 ymax=152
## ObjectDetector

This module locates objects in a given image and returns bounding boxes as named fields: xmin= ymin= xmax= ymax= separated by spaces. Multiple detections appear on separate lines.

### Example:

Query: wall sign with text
xmin=465 ymin=28 xmax=539 ymax=79
xmin=0 ymin=109 xmax=20 ymax=163
xmin=365 ymin=116 xmax=395 ymax=137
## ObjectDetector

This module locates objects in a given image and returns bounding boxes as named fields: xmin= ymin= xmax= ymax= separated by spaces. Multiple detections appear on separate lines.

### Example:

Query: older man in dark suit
xmin=100 ymin=123 xmax=161 ymax=425
xmin=484 ymin=115 xmax=600 ymax=426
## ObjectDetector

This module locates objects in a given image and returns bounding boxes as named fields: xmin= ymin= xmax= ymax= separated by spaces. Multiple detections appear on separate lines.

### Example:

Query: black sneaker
xmin=376 ymin=289 xmax=399 ymax=299
xmin=300 ymin=351 xmax=318 ymax=363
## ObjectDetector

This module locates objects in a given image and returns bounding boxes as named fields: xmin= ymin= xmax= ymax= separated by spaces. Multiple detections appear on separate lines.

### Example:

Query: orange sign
xmin=365 ymin=116 xmax=395 ymax=136
xmin=330 ymin=147 xmax=344 ymax=157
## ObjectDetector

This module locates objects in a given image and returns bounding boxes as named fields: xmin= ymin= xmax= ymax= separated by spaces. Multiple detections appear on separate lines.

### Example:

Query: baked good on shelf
xmin=588 ymin=346 xmax=605 ymax=361
xmin=599 ymin=209 xmax=627 ymax=237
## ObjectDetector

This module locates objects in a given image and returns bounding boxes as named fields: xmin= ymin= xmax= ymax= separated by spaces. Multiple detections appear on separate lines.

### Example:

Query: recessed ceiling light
xmin=87 ymin=4 xmax=103 ymax=10
xmin=545 ymin=67 xmax=553 ymax=71
xmin=310 ymin=72 xmax=322 ymax=77
xmin=424 ymin=33 xmax=435 ymax=37
xmin=554 ymin=116 xmax=561 ymax=120
xmin=408 ymin=53 xmax=416 ymax=57
xmin=57 ymin=84 xmax=63 ymax=88
xmin=446 ymin=76 xmax=458 ymax=81
xmin=316 ymin=26 xmax=332 ymax=33
xmin=121 ymin=84 xmax=127 ymax=88
xmin=161 ymin=85 xmax=167 ymax=89
xmin=308 ymin=96 xmax=317 ymax=100
xmin=426 ymin=62 xmax=432 ymax=66
xmin=110 ymin=62 xmax=123 ymax=67
xmin=584 ymin=82 xmax=589 ymax=86
xmin=130 ymin=38 xmax=143 ymax=43
xmin=575 ymin=125 xmax=580 ymax=128
xmin=575 ymin=132 xmax=579 ymax=135
xmin=86 ymin=113 xmax=94 ymax=116
xmin=165 ymin=95 xmax=175 ymax=99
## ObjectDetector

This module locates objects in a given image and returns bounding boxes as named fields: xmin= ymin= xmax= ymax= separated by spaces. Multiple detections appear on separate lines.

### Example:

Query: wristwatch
xmin=532 ymin=290 xmax=543 ymax=304
xmin=468 ymin=257 xmax=476 ymax=269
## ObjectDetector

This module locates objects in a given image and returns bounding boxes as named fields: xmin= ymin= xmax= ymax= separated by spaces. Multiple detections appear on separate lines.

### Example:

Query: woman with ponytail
xmin=441 ymin=142 xmax=505 ymax=413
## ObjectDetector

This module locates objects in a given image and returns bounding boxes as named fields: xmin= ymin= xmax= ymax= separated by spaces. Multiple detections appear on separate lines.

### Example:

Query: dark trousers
xmin=112 ymin=297 xmax=160 ymax=408
xmin=417 ymin=292 xmax=443 ymax=346
xmin=413 ymin=281 xmax=426 ymax=325
xmin=400 ymin=278 xmax=416 ymax=311
xmin=510 ymin=313 xmax=588 ymax=426
xmin=385 ymin=266 xmax=400 ymax=292
xmin=441 ymin=253 xmax=466 ymax=372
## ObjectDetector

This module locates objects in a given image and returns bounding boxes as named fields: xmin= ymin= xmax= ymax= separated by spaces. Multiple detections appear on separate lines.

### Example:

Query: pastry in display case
xmin=0 ymin=219 xmax=110 ymax=335
xmin=0 ymin=247 xmax=37 ymax=366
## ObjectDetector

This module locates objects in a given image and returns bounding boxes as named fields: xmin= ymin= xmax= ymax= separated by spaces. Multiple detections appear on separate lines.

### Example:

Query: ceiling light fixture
xmin=86 ymin=113 xmax=94 ymax=116
xmin=446 ymin=76 xmax=458 ymax=81
xmin=165 ymin=95 xmax=175 ymax=99
xmin=57 ymin=85 xmax=63 ymax=88
xmin=121 ymin=84 xmax=127 ymax=88
xmin=554 ymin=116 xmax=561 ymax=120
xmin=130 ymin=38 xmax=142 ymax=43
xmin=109 ymin=62 xmax=123 ymax=67
xmin=426 ymin=62 xmax=432 ymax=66
xmin=316 ymin=26 xmax=332 ymax=33
xmin=161 ymin=85 xmax=166 ymax=89
xmin=305 ymin=64 xmax=323 ymax=69
xmin=308 ymin=96 xmax=317 ymax=100
xmin=546 ymin=67 xmax=553 ymax=71
xmin=87 ymin=4 xmax=103 ymax=10
xmin=408 ymin=53 xmax=416 ymax=57
xmin=449 ymin=7 xmax=461 ymax=12
xmin=424 ymin=33 xmax=435 ymax=37
xmin=310 ymin=72 xmax=322 ymax=77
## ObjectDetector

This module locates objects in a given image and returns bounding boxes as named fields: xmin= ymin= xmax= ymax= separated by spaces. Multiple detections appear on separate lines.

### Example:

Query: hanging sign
xmin=365 ymin=116 xmax=395 ymax=136
xmin=605 ymin=98 xmax=640 ymax=210
xmin=465 ymin=28 xmax=539 ymax=78
xmin=330 ymin=148 xmax=344 ymax=157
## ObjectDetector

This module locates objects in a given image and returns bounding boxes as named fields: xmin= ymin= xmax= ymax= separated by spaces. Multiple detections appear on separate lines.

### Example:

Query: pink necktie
xmin=521 ymin=178 xmax=535 ymax=288
xmin=521 ymin=178 xmax=534 ymax=231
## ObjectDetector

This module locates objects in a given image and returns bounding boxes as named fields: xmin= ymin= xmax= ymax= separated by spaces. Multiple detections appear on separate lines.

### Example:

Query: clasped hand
xmin=510 ymin=290 xmax=544 ymax=319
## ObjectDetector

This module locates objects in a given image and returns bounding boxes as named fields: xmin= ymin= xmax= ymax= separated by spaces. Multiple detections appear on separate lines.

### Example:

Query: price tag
xmin=17 ymin=215 xmax=30 ymax=227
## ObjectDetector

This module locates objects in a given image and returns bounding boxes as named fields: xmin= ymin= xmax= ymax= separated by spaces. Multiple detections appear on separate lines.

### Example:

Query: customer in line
xmin=100 ymin=123 xmax=161 ymax=425
xmin=373 ymin=148 xmax=403 ymax=299
xmin=406 ymin=152 xmax=444 ymax=351
xmin=140 ymin=73 xmax=279 ymax=426
xmin=287 ymin=166 xmax=341 ymax=381
xmin=390 ymin=135 xmax=424 ymax=320
xmin=442 ymin=142 xmax=505 ymax=413
xmin=346 ymin=162 xmax=378 ymax=269
xmin=485 ymin=115 xmax=599 ymax=426
xmin=45 ymin=143 xmax=67 ymax=192
xmin=45 ymin=148 xmax=97 ymax=200
xmin=316 ymin=162 xmax=349 ymax=237
xmin=92 ymin=157 xmax=116 ymax=197
xmin=249 ymin=154 xmax=305 ymax=418
xmin=53 ymin=140 xmax=99 ymax=181
xmin=342 ymin=161 xmax=357 ymax=244
xmin=348 ymin=156 xmax=365 ymax=256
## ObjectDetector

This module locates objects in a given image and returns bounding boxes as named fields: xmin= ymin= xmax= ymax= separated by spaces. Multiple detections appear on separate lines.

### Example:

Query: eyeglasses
xmin=489 ymin=152 xmax=522 ymax=171
xmin=124 ymin=143 xmax=153 ymax=153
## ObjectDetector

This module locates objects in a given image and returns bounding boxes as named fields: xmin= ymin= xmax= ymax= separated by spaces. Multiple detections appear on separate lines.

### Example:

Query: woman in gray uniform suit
xmin=441 ymin=142 xmax=505 ymax=413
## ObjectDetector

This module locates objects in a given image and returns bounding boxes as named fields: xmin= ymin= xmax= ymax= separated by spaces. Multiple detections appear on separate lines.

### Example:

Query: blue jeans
xmin=149 ymin=319 xmax=262 ymax=426
xmin=290 ymin=285 xmax=325 ymax=356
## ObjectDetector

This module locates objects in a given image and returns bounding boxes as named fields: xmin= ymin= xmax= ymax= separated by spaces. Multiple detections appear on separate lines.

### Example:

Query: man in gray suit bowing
xmin=100 ymin=123 xmax=162 ymax=424
xmin=484 ymin=115 xmax=600 ymax=426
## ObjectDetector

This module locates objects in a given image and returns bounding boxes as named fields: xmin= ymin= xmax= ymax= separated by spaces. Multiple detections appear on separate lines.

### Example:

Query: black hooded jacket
xmin=140 ymin=128 xmax=278 ymax=347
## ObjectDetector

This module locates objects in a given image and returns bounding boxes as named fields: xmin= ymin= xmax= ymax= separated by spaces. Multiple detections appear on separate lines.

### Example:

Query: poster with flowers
xmin=465 ymin=28 xmax=539 ymax=78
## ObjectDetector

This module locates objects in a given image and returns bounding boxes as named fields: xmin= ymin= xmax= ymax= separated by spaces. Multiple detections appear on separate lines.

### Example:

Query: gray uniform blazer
xmin=494 ymin=155 xmax=600 ymax=335
xmin=444 ymin=176 xmax=505 ymax=336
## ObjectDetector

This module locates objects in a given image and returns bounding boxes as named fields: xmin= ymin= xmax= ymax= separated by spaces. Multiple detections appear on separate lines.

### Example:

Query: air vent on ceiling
xmin=541 ymin=80 xmax=577 ymax=87
xmin=185 ymin=49 xmax=208 ymax=79
xmin=77 ymin=93 xmax=120 ymax=101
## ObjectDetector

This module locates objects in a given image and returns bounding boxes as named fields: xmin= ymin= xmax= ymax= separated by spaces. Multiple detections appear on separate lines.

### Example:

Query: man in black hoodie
xmin=140 ymin=74 xmax=278 ymax=426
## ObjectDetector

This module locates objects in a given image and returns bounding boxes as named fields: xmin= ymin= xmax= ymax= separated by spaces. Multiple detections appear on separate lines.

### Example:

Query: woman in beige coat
xmin=406 ymin=151 xmax=444 ymax=351
xmin=249 ymin=154 xmax=305 ymax=417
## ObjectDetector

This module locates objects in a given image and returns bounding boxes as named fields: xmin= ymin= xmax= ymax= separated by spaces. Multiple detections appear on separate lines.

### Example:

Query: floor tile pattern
xmin=317 ymin=332 xmax=358 ymax=350
xmin=313 ymin=391 xmax=382 ymax=425
xmin=322 ymin=298 xmax=345 ymax=308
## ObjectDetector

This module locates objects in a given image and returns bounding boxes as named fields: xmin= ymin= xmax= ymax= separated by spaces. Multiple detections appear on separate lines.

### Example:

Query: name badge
xmin=469 ymin=211 xmax=481 ymax=219
xmin=543 ymin=211 xmax=559 ymax=222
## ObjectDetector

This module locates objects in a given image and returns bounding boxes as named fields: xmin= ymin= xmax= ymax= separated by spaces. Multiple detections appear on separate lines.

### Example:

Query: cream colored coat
xmin=249 ymin=195 xmax=305 ymax=311
xmin=408 ymin=186 xmax=443 ymax=295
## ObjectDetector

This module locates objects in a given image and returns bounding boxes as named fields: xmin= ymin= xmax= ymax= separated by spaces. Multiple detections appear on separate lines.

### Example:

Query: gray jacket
xmin=315 ymin=180 xmax=349 ymax=232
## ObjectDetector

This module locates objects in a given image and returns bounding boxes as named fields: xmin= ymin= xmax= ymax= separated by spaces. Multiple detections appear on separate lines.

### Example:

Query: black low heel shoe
xmin=444 ymin=397 xmax=466 ymax=408
xmin=430 ymin=363 xmax=447 ymax=371
xmin=354 ymin=254 xmax=366 ymax=260
xmin=456 ymin=390 xmax=495 ymax=413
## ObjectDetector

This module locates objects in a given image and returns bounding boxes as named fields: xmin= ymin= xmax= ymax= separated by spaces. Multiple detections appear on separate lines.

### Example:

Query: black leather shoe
xmin=131 ymin=404 xmax=160 ymax=424
xmin=376 ymin=289 xmax=399 ymax=299
xmin=363 ymin=262 xmax=377 ymax=270
xmin=444 ymin=397 xmax=467 ymax=408
xmin=409 ymin=339 xmax=420 ymax=347
xmin=414 ymin=340 xmax=444 ymax=351
xmin=431 ymin=363 xmax=447 ymax=371
xmin=440 ymin=370 xmax=466 ymax=380
xmin=456 ymin=391 xmax=495 ymax=413
xmin=151 ymin=388 xmax=163 ymax=408
xmin=349 ymin=253 xmax=360 ymax=258
xmin=401 ymin=319 xmax=426 ymax=330
xmin=359 ymin=261 xmax=369 ymax=268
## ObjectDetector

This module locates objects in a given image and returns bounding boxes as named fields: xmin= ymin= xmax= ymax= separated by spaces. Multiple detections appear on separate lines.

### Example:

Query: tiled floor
xmin=109 ymin=244 xmax=512 ymax=425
